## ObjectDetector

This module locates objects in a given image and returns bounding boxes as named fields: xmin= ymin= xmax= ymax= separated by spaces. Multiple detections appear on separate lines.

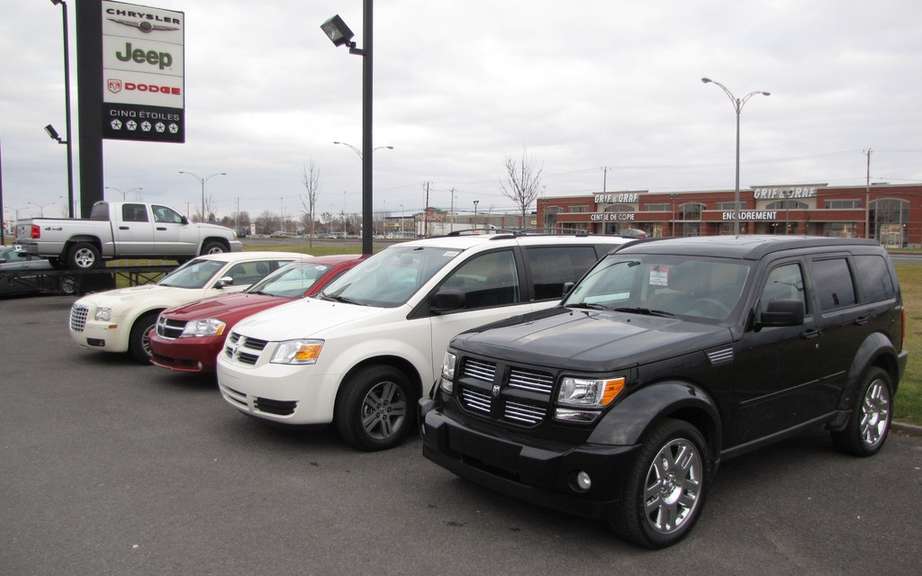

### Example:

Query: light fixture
xmin=320 ymin=15 xmax=355 ymax=47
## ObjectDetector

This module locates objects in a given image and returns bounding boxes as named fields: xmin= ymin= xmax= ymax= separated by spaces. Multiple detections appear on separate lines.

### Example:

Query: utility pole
xmin=449 ymin=187 xmax=455 ymax=233
xmin=473 ymin=200 xmax=479 ymax=230
xmin=235 ymin=195 xmax=239 ymax=234
xmin=602 ymin=166 xmax=608 ymax=194
xmin=0 ymin=140 xmax=4 ymax=245
xmin=423 ymin=181 xmax=430 ymax=238
xmin=864 ymin=147 xmax=872 ymax=240
xmin=280 ymin=196 xmax=285 ymax=233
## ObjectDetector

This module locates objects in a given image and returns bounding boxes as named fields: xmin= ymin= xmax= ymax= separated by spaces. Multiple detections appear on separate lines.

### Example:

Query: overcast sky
xmin=3 ymin=0 xmax=922 ymax=221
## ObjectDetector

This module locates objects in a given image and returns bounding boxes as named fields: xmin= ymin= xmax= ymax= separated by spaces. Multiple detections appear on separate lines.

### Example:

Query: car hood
xmin=231 ymin=297 xmax=393 ymax=341
xmin=77 ymin=284 xmax=196 ymax=305
xmin=162 ymin=292 xmax=289 ymax=321
xmin=451 ymin=306 xmax=732 ymax=373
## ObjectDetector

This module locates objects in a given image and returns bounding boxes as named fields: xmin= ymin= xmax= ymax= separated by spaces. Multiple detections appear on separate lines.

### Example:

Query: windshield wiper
xmin=321 ymin=293 xmax=365 ymax=306
xmin=567 ymin=302 xmax=611 ymax=311
xmin=612 ymin=306 xmax=676 ymax=318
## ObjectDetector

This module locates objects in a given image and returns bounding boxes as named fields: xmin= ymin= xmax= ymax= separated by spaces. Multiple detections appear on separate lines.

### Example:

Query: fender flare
xmin=586 ymin=380 xmax=723 ymax=457
xmin=838 ymin=332 xmax=899 ymax=412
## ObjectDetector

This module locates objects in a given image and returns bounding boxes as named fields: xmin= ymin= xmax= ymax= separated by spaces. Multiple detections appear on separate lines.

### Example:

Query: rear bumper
xmin=149 ymin=332 xmax=223 ymax=373
xmin=420 ymin=400 xmax=639 ymax=520
xmin=898 ymin=350 xmax=909 ymax=382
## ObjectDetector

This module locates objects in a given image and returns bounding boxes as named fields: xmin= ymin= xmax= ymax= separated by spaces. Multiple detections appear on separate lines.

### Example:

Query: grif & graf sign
xmin=101 ymin=1 xmax=184 ymax=143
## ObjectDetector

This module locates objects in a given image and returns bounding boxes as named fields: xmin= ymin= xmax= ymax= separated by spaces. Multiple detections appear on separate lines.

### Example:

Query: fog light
xmin=576 ymin=471 xmax=592 ymax=492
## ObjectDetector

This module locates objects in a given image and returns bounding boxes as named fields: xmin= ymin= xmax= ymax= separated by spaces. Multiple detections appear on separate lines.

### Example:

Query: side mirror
xmin=760 ymin=299 xmax=804 ymax=327
xmin=430 ymin=289 xmax=465 ymax=314
xmin=216 ymin=276 xmax=235 ymax=289
xmin=562 ymin=281 xmax=575 ymax=297
xmin=180 ymin=216 xmax=189 ymax=225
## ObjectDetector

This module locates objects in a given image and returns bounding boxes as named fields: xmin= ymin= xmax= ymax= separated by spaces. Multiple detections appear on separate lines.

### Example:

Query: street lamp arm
xmin=373 ymin=145 xmax=394 ymax=152
xmin=740 ymin=90 xmax=771 ymax=110
xmin=178 ymin=170 xmax=203 ymax=183
xmin=333 ymin=141 xmax=363 ymax=159
xmin=703 ymin=78 xmax=738 ymax=109
xmin=204 ymin=172 xmax=227 ymax=183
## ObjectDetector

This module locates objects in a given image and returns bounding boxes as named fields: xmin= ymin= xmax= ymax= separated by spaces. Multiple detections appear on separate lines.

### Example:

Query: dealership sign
xmin=722 ymin=210 xmax=779 ymax=221
xmin=594 ymin=191 xmax=645 ymax=204
xmin=101 ymin=1 xmax=184 ymax=143
xmin=591 ymin=212 xmax=636 ymax=222
xmin=752 ymin=185 xmax=820 ymax=200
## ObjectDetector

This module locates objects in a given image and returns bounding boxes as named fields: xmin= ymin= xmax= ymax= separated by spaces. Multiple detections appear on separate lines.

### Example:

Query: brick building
xmin=537 ymin=183 xmax=922 ymax=247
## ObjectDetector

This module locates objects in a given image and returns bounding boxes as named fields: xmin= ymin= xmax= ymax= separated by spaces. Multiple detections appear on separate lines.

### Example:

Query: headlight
xmin=180 ymin=318 xmax=227 ymax=338
xmin=557 ymin=376 xmax=625 ymax=408
xmin=441 ymin=351 xmax=457 ymax=380
xmin=94 ymin=307 xmax=112 ymax=321
xmin=271 ymin=339 xmax=324 ymax=365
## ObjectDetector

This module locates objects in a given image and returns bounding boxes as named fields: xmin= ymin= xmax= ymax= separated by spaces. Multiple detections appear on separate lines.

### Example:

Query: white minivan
xmin=217 ymin=233 xmax=628 ymax=450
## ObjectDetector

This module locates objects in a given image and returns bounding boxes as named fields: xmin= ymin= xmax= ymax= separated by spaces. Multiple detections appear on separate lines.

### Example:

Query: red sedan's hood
xmin=162 ymin=292 xmax=289 ymax=322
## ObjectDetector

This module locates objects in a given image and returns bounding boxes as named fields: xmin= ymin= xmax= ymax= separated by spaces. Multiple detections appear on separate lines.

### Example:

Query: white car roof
xmin=197 ymin=251 xmax=312 ymax=263
xmin=393 ymin=233 xmax=628 ymax=251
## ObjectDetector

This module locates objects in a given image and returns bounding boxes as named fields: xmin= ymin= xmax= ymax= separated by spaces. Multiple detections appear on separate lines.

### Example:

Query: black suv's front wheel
xmin=832 ymin=367 xmax=893 ymax=456
xmin=611 ymin=418 xmax=708 ymax=549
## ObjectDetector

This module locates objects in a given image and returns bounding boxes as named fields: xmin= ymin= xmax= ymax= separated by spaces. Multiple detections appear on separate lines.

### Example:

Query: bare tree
xmin=300 ymin=161 xmax=320 ymax=249
xmin=500 ymin=151 xmax=543 ymax=231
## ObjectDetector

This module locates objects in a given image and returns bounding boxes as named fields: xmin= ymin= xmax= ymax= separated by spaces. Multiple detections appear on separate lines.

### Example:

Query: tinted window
xmin=122 ymin=204 xmax=149 ymax=222
xmin=439 ymin=250 xmax=519 ymax=310
xmin=812 ymin=258 xmax=856 ymax=311
xmin=527 ymin=246 xmax=599 ymax=300
xmin=853 ymin=255 xmax=894 ymax=302
xmin=152 ymin=205 xmax=184 ymax=224
xmin=90 ymin=203 xmax=109 ymax=221
xmin=759 ymin=264 xmax=806 ymax=316
xmin=224 ymin=260 xmax=286 ymax=286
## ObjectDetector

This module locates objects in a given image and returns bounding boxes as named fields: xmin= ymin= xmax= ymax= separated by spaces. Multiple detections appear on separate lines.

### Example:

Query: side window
xmin=853 ymin=255 xmax=895 ymax=302
xmin=122 ymin=204 xmax=149 ymax=223
xmin=759 ymin=263 xmax=807 ymax=317
xmin=224 ymin=260 xmax=286 ymax=286
xmin=152 ymin=205 xmax=184 ymax=224
xmin=812 ymin=258 xmax=856 ymax=311
xmin=439 ymin=250 xmax=519 ymax=310
xmin=90 ymin=203 xmax=109 ymax=221
xmin=526 ymin=246 xmax=599 ymax=300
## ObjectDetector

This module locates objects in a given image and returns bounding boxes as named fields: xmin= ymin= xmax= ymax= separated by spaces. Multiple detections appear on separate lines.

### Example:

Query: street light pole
xmin=51 ymin=0 xmax=75 ymax=218
xmin=701 ymin=77 xmax=770 ymax=236
xmin=178 ymin=171 xmax=227 ymax=222
xmin=473 ymin=200 xmax=479 ymax=230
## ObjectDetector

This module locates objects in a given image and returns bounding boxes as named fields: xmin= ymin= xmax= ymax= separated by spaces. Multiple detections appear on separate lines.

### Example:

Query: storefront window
xmin=869 ymin=198 xmax=909 ymax=247
xmin=824 ymin=199 xmax=862 ymax=209
xmin=823 ymin=223 xmax=857 ymax=238
xmin=543 ymin=206 xmax=561 ymax=232
xmin=604 ymin=203 xmax=636 ymax=213
xmin=678 ymin=203 xmax=704 ymax=220
xmin=643 ymin=203 xmax=670 ymax=212
xmin=716 ymin=201 xmax=743 ymax=210
xmin=766 ymin=200 xmax=809 ymax=209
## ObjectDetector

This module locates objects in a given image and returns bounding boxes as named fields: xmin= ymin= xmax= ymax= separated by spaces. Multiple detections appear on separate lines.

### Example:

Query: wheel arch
xmin=839 ymin=332 xmax=899 ymax=412
xmin=333 ymin=354 xmax=424 ymax=417
xmin=62 ymin=235 xmax=103 ymax=259
xmin=198 ymin=236 xmax=230 ymax=254
xmin=587 ymin=380 xmax=723 ymax=459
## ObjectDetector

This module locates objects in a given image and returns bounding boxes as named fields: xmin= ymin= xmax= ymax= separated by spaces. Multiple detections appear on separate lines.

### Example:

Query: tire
xmin=48 ymin=258 xmax=67 ymax=270
xmin=831 ymin=367 xmax=893 ymax=457
xmin=67 ymin=242 xmax=101 ymax=270
xmin=609 ymin=418 xmax=709 ymax=549
xmin=128 ymin=311 xmax=160 ymax=364
xmin=335 ymin=365 xmax=416 ymax=451
xmin=200 ymin=240 xmax=226 ymax=256
xmin=60 ymin=276 xmax=77 ymax=295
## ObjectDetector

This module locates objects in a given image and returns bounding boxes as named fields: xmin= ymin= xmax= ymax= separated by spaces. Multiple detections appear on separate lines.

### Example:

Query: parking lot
xmin=2 ymin=295 xmax=920 ymax=576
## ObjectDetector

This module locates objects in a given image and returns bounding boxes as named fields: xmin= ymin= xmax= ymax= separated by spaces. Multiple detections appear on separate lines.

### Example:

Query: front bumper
xmin=216 ymin=353 xmax=342 ymax=424
xmin=420 ymin=400 xmax=640 ymax=520
xmin=150 ymin=332 xmax=223 ymax=373
xmin=69 ymin=320 xmax=129 ymax=353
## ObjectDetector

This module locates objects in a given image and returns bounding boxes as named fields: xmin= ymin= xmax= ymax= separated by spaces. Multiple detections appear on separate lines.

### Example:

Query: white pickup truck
xmin=15 ymin=201 xmax=242 ymax=269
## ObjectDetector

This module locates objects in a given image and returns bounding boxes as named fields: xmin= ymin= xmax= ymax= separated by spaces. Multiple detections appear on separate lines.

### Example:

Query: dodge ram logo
xmin=108 ymin=79 xmax=122 ymax=93
xmin=492 ymin=384 xmax=501 ymax=397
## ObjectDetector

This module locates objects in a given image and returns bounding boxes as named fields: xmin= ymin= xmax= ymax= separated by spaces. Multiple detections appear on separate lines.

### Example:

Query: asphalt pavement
xmin=1 ymin=296 xmax=921 ymax=576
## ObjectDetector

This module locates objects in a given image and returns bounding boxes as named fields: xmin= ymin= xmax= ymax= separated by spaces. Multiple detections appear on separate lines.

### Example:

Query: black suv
xmin=420 ymin=236 xmax=908 ymax=548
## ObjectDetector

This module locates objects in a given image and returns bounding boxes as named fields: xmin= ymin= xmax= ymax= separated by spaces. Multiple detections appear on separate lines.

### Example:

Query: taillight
xmin=31 ymin=224 xmax=41 ymax=239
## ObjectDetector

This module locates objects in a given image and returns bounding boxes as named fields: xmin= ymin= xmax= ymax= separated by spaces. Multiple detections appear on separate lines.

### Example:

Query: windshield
xmin=159 ymin=259 xmax=226 ymax=289
xmin=319 ymin=245 xmax=462 ymax=307
xmin=564 ymin=254 xmax=751 ymax=322
xmin=248 ymin=261 xmax=331 ymax=298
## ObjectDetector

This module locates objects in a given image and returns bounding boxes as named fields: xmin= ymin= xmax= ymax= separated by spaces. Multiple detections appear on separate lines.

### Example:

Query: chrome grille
xmin=156 ymin=316 xmax=186 ymax=339
xmin=503 ymin=400 xmax=546 ymax=426
xmin=460 ymin=387 xmax=492 ymax=414
xmin=70 ymin=304 xmax=88 ymax=332
xmin=508 ymin=368 xmax=554 ymax=394
xmin=462 ymin=358 xmax=496 ymax=383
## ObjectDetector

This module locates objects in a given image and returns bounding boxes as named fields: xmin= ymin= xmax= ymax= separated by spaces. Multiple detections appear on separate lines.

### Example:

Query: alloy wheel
xmin=74 ymin=248 xmax=96 ymax=268
xmin=141 ymin=324 xmax=155 ymax=358
xmin=207 ymin=246 xmax=224 ymax=254
xmin=643 ymin=438 xmax=703 ymax=535
xmin=860 ymin=378 xmax=890 ymax=449
xmin=360 ymin=380 xmax=407 ymax=441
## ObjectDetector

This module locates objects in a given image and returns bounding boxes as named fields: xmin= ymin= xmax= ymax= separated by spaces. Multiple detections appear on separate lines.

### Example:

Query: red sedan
xmin=149 ymin=254 xmax=364 ymax=373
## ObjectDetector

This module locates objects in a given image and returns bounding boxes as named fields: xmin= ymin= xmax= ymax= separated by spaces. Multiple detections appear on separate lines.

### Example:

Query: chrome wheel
xmin=207 ymin=245 xmax=224 ymax=254
xmin=74 ymin=248 xmax=96 ymax=268
xmin=860 ymin=378 xmax=890 ymax=449
xmin=141 ymin=324 xmax=155 ymax=358
xmin=643 ymin=438 xmax=703 ymax=535
xmin=360 ymin=380 xmax=407 ymax=441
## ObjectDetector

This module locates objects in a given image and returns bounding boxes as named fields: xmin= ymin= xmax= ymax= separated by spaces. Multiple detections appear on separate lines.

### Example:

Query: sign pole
xmin=76 ymin=0 xmax=104 ymax=218
xmin=361 ymin=0 xmax=373 ymax=256
xmin=0 ymin=140 xmax=5 ymax=245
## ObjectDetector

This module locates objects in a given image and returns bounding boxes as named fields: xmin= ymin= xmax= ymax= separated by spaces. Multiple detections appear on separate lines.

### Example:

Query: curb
xmin=893 ymin=421 xmax=922 ymax=437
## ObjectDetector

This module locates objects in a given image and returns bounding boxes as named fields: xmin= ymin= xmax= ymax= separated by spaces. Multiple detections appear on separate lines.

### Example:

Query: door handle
xmin=118 ymin=226 xmax=130 ymax=230
xmin=855 ymin=315 xmax=870 ymax=326
xmin=156 ymin=227 xmax=167 ymax=231
xmin=801 ymin=328 xmax=822 ymax=339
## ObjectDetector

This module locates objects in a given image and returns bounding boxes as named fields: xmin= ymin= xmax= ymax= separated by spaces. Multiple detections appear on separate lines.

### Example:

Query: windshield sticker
xmin=443 ymin=251 xmax=460 ymax=257
xmin=650 ymin=265 xmax=669 ymax=287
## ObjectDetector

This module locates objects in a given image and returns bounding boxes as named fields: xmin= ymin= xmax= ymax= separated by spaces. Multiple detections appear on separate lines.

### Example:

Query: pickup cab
xmin=15 ymin=201 xmax=242 ymax=269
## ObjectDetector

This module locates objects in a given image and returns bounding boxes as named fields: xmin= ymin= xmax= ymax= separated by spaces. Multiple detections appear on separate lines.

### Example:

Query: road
xmin=1 ymin=296 xmax=921 ymax=576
